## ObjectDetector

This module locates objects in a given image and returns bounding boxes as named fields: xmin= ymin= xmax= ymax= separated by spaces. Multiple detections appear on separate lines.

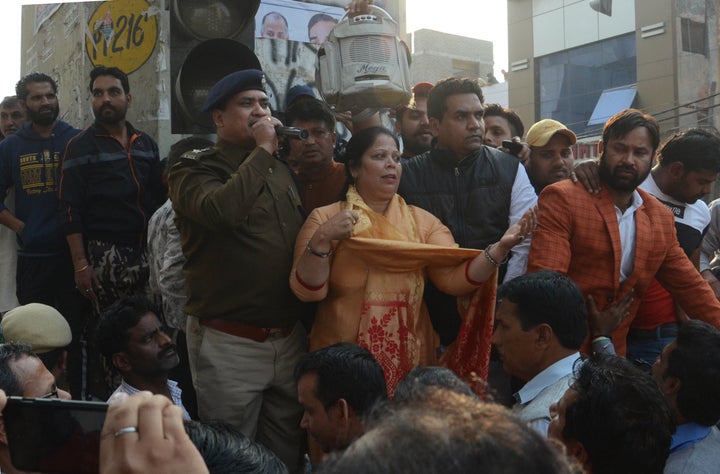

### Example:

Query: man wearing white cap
xmin=524 ymin=119 xmax=576 ymax=194
xmin=1 ymin=302 xmax=72 ymax=383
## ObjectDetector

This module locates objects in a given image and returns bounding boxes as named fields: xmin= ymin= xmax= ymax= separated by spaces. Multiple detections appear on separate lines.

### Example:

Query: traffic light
xmin=589 ymin=0 xmax=612 ymax=16
xmin=170 ymin=0 xmax=261 ymax=134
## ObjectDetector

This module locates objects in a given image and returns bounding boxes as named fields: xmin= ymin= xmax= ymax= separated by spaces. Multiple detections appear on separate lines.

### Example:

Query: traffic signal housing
xmin=170 ymin=0 xmax=261 ymax=134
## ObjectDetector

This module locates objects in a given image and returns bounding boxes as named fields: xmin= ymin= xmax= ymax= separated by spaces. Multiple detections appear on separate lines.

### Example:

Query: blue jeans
xmin=626 ymin=335 xmax=675 ymax=369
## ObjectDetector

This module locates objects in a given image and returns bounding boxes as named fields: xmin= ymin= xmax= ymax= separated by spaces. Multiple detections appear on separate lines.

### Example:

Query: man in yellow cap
xmin=524 ymin=119 xmax=576 ymax=194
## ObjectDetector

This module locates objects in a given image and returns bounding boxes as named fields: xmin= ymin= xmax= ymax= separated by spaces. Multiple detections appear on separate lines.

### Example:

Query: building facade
xmin=508 ymin=0 xmax=719 ymax=145
xmin=409 ymin=29 xmax=495 ymax=85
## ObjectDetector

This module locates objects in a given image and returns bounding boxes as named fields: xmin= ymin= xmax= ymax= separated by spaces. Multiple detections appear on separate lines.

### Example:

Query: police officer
xmin=168 ymin=70 xmax=307 ymax=473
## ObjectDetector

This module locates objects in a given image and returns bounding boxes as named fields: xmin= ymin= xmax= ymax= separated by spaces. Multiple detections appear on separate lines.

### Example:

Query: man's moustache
xmin=159 ymin=344 xmax=178 ymax=358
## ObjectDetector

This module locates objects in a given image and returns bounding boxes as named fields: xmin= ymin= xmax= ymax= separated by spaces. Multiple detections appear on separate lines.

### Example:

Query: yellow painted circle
xmin=85 ymin=0 xmax=158 ymax=74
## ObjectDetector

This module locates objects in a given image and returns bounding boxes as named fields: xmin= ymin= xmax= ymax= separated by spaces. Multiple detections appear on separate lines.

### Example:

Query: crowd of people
xmin=0 ymin=6 xmax=720 ymax=474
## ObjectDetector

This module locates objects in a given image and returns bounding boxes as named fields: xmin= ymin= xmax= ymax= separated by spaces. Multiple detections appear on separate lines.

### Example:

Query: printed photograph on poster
xmin=256 ymin=0 xmax=345 ymax=44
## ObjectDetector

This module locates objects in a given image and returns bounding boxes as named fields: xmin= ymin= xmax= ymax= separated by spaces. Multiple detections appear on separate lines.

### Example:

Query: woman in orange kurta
xmin=290 ymin=127 xmax=535 ymax=394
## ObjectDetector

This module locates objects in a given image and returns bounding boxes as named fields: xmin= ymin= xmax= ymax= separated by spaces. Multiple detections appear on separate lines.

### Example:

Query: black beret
xmin=285 ymin=84 xmax=316 ymax=109
xmin=201 ymin=69 xmax=267 ymax=112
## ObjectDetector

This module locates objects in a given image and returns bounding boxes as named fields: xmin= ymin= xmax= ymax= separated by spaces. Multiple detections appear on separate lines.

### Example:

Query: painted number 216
xmin=91 ymin=13 xmax=148 ymax=60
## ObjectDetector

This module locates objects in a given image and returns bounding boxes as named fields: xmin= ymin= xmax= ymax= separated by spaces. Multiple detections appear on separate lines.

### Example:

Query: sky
xmin=0 ymin=0 xmax=508 ymax=96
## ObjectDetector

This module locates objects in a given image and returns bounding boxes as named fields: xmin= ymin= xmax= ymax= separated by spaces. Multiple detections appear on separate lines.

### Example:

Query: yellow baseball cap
xmin=526 ymin=119 xmax=577 ymax=147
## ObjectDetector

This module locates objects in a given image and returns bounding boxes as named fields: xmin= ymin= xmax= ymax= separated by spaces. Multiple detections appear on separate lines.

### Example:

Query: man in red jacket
xmin=528 ymin=109 xmax=720 ymax=355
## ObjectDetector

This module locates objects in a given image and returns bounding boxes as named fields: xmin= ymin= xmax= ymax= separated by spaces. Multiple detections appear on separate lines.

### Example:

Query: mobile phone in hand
xmin=3 ymin=396 xmax=108 ymax=474
xmin=501 ymin=139 xmax=524 ymax=156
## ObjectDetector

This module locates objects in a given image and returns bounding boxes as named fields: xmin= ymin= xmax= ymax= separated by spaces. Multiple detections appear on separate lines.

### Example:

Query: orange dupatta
xmin=341 ymin=187 xmax=497 ymax=394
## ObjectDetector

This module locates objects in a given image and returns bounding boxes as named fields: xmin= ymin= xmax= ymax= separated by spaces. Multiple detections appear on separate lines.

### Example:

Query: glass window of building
xmin=535 ymin=33 xmax=637 ymax=135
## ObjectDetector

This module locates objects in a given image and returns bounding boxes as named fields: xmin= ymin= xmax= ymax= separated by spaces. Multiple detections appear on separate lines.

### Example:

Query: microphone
xmin=275 ymin=126 xmax=309 ymax=140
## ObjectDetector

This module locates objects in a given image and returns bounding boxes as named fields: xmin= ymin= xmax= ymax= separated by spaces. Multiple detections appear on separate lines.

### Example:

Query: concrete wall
xmin=410 ymin=29 xmax=493 ymax=84
xmin=507 ymin=0 xmax=535 ymax=134
xmin=22 ymin=1 xmax=170 ymax=151
xmin=634 ymin=0 xmax=677 ymax=131
xmin=674 ymin=0 xmax=718 ymax=131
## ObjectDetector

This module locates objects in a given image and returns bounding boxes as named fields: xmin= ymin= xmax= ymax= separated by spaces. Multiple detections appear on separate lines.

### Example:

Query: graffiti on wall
xmin=85 ymin=0 xmax=159 ymax=74
xmin=256 ymin=38 xmax=322 ymax=111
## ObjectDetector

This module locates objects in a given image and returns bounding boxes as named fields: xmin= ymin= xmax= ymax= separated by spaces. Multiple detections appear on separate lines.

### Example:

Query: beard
xmin=27 ymin=103 xmax=59 ymax=126
xmin=94 ymin=104 xmax=127 ymax=125
xmin=598 ymin=153 xmax=650 ymax=192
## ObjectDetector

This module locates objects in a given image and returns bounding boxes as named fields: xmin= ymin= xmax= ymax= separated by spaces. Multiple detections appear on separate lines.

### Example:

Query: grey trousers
xmin=186 ymin=316 xmax=307 ymax=473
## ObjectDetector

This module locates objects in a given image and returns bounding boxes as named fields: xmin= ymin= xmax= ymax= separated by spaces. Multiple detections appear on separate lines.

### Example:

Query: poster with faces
xmin=256 ymin=0 xmax=344 ymax=44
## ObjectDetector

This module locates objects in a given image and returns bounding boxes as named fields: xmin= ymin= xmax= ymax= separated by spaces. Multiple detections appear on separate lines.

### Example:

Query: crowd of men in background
xmin=0 ymin=60 xmax=719 ymax=474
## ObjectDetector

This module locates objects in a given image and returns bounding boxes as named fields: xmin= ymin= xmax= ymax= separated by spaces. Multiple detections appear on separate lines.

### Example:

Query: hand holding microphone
xmin=254 ymin=116 xmax=310 ymax=154
xmin=253 ymin=116 xmax=282 ymax=155
xmin=275 ymin=126 xmax=309 ymax=140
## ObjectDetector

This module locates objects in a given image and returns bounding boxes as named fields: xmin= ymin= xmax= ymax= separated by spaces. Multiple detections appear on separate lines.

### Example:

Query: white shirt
xmin=701 ymin=198 xmax=720 ymax=272
xmin=505 ymin=165 xmax=538 ymax=282
xmin=514 ymin=352 xmax=580 ymax=436
xmin=109 ymin=379 xmax=191 ymax=421
xmin=616 ymin=190 xmax=643 ymax=282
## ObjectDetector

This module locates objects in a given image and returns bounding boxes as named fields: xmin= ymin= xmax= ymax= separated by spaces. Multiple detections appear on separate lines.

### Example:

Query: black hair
xmin=498 ymin=270 xmax=588 ymax=350
xmin=396 ymin=87 xmax=432 ymax=124
xmin=667 ymin=320 xmax=720 ymax=426
xmin=563 ymin=354 xmax=673 ymax=474
xmin=483 ymin=103 xmax=525 ymax=138
xmin=89 ymin=66 xmax=130 ymax=94
xmin=285 ymin=98 xmax=336 ymax=131
xmin=96 ymin=295 xmax=159 ymax=362
xmin=15 ymin=73 xmax=58 ymax=101
xmin=656 ymin=128 xmax=720 ymax=173
xmin=602 ymin=108 xmax=659 ymax=154
xmin=185 ymin=420 xmax=288 ymax=474
xmin=294 ymin=342 xmax=387 ymax=416
xmin=38 ymin=347 xmax=65 ymax=374
xmin=427 ymin=77 xmax=484 ymax=121
xmin=0 ymin=342 xmax=38 ymax=396
xmin=0 ymin=96 xmax=21 ymax=109
xmin=341 ymin=126 xmax=398 ymax=188
xmin=318 ymin=389 xmax=576 ymax=474
xmin=394 ymin=366 xmax=475 ymax=402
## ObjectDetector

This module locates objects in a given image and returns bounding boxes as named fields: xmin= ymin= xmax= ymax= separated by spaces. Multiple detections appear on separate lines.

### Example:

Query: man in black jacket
xmin=398 ymin=77 xmax=536 ymax=347
xmin=59 ymin=66 xmax=163 ymax=399
xmin=59 ymin=66 xmax=163 ymax=312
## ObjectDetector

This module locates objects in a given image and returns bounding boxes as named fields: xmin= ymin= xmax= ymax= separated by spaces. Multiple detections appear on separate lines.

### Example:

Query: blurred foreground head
xmin=318 ymin=389 xmax=577 ymax=473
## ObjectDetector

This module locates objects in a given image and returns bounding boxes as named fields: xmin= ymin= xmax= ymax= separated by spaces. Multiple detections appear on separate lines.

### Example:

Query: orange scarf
xmin=341 ymin=187 xmax=496 ymax=394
